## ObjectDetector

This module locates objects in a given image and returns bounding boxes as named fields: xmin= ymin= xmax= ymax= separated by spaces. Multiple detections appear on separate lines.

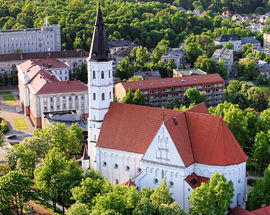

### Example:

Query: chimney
xmin=173 ymin=117 xmax=178 ymax=126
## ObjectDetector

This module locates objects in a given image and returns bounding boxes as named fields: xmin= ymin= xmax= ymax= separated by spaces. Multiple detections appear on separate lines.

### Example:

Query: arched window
xmin=93 ymin=71 xmax=96 ymax=79
xmin=110 ymin=91 xmax=112 ymax=99
xmin=109 ymin=70 xmax=111 ymax=78
xmin=101 ymin=71 xmax=104 ymax=79
xmin=93 ymin=93 xmax=96 ymax=100
xmin=102 ymin=93 xmax=105 ymax=100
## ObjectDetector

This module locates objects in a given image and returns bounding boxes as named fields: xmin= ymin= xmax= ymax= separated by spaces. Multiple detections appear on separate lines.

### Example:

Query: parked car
xmin=7 ymin=134 xmax=17 ymax=139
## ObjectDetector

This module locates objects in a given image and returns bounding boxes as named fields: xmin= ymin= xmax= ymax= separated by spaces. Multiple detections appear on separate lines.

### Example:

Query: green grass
xmin=13 ymin=118 xmax=28 ymax=130
xmin=3 ymin=95 xmax=16 ymax=103
xmin=0 ymin=91 xmax=12 ymax=95
xmin=33 ymin=199 xmax=62 ymax=215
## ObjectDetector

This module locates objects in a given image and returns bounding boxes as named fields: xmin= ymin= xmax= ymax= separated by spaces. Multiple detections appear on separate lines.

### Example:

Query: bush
xmin=0 ymin=118 xmax=9 ymax=133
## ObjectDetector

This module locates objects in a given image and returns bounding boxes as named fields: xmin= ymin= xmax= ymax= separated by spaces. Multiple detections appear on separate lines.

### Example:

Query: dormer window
xmin=93 ymin=71 xmax=96 ymax=79
xmin=101 ymin=71 xmax=104 ymax=79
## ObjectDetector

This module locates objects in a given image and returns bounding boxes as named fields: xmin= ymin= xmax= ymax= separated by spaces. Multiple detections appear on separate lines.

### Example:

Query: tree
xmin=65 ymin=203 xmax=90 ymax=215
xmin=133 ymin=89 xmax=146 ymax=105
xmin=0 ymin=164 xmax=9 ymax=177
xmin=194 ymin=55 xmax=217 ymax=74
xmin=247 ymin=87 xmax=269 ymax=112
xmin=183 ymin=88 xmax=205 ymax=107
xmin=152 ymin=40 xmax=170 ymax=63
xmin=127 ymin=75 xmax=143 ymax=82
xmin=133 ymin=197 xmax=157 ymax=215
xmin=0 ymin=171 xmax=33 ymax=215
xmin=248 ymin=165 xmax=270 ymax=210
xmin=150 ymin=178 xmax=172 ymax=206
xmin=165 ymin=96 xmax=182 ymax=109
xmin=224 ymin=42 xmax=233 ymax=49
xmin=261 ymin=108 xmax=270 ymax=130
xmin=242 ymin=43 xmax=255 ymax=57
xmin=185 ymin=42 xmax=202 ymax=65
xmin=190 ymin=173 xmax=234 ymax=215
xmin=216 ymin=58 xmax=227 ymax=78
xmin=158 ymin=202 xmax=187 ymax=215
xmin=253 ymin=131 xmax=270 ymax=175
xmin=33 ymin=122 xmax=84 ymax=156
xmin=136 ymin=46 xmax=150 ymax=69
xmin=239 ymin=58 xmax=257 ymax=81
xmin=115 ymin=57 xmax=133 ymax=80
xmin=0 ymin=131 xmax=3 ymax=147
xmin=122 ymin=88 xmax=134 ymax=104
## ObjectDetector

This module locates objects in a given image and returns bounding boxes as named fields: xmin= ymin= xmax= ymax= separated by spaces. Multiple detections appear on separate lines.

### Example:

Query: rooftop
xmin=215 ymin=34 xmax=241 ymax=42
xmin=119 ymin=73 xmax=224 ymax=91
xmin=162 ymin=48 xmax=185 ymax=58
xmin=185 ymin=173 xmax=209 ymax=189
xmin=241 ymin=36 xmax=261 ymax=45
xmin=134 ymin=71 xmax=161 ymax=78
xmin=0 ymin=50 xmax=89 ymax=62
xmin=109 ymin=40 xmax=137 ymax=48
xmin=212 ymin=48 xmax=233 ymax=60
xmin=173 ymin=68 xmax=206 ymax=76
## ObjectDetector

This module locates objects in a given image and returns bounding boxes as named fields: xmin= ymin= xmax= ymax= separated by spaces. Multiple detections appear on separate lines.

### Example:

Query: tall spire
xmin=89 ymin=3 xmax=110 ymax=61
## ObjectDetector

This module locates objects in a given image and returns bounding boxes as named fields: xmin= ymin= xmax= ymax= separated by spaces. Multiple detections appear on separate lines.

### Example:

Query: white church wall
xmin=96 ymin=147 xmax=143 ymax=185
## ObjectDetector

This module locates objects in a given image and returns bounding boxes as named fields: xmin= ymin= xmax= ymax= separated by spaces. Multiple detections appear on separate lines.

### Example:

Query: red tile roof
xmin=121 ymin=179 xmax=137 ymax=188
xmin=252 ymin=206 xmax=270 ymax=215
xmin=228 ymin=206 xmax=252 ymax=215
xmin=19 ymin=59 xmax=68 ymax=71
xmin=185 ymin=173 xmax=209 ymax=189
xmin=119 ymin=73 xmax=224 ymax=91
xmin=97 ymin=102 xmax=247 ymax=166
xmin=187 ymin=102 xmax=209 ymax=114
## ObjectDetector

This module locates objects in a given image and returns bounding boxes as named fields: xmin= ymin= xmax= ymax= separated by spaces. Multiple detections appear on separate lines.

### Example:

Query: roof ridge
xmin=184 ymin=112 xmax=195 ymax=164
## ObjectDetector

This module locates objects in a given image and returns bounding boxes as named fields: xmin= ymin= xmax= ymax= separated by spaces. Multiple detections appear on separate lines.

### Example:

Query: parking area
xmin=0 ymin=88 xmax=35 ymax=161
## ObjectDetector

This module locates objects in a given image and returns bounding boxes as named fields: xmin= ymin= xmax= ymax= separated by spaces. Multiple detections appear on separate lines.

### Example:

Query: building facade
xmin=0 ymin=25 xmax=61 ymax=54
xmin=212 ymin=48 xmax=233 ymax=77
xmin=115 ymin=74 xmax=224 ymax=106
xmin=173 ymin=68 xmax=206 ymax=77
xmin=87 ymin=5 xmax=247 ymax=213
xmin=264 ymin=33 xmax=270 ymax=50
xmin=161 ymin=48 xmax=185 ymax=68
xmin=214 ymin=34 xmax=242 ymax=51
xmin=17 ymin=60 xmax=88 ymax=128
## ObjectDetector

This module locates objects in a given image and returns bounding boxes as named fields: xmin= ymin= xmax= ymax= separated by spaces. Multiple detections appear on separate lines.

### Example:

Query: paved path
xmin=0 ymin=89 xmax=35 ymax=161
xmin=26 ymin=201 xmax=55 ymax=215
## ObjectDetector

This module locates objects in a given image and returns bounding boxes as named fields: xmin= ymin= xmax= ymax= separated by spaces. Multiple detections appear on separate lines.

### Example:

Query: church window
xmin=110 ymin=92 xmax=112 ymax=99
xmin=169 ymin=181 xmax=174 ymax=187
xmin=103 ymin=161 xmax=107 ymax=167
xmin=116 ymin=179 xmax=119 ymax=184
xmin=93 ymin=71 xmax=96 ymax=79
xmin=102 ymin=93 xmax=105 ymax=100
xmin=109 ymin=70 xmax=111 ymax=78
xmin=93 ymin=93 xmax=96 ymax=100
xmin=188 ymin=188 xmax=190 ymax=192
xmin=126 ymin=166 xmax=130 ymax=171
xmin=114 ymin=164 xmax=118 ymax=169
xmin=153 ymin=178 xmax=158 ymax=184
xmin=101 ymin=71 xmax=104 ymax=79
xmin=238 ymin=179 xmax=241 ymax=183
xmin=94 ymin=135 xmax=96 ymax=140
xmin=137 ymin=168 xmax=141 ymax=173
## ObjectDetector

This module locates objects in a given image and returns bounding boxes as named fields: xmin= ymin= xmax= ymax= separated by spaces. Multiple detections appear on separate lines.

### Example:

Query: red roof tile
xmin=185 ymin=173 xmax=209 ymax=189
xmin=228 ymin=206 xmax=252 ymax=215
xmin=187 ymin=102 xmax=209 ymax=114
xmin=97 ymin=102 xmax=247 ymax=166
xmin=31 ymin=58 xmax=69 ymax=69
xmin=121 ymin=179 xmax=137 ymax=188
xmin=252 ymin=206 xmax=270 ymax=215
xmin=119 ymin=73 xmax=224 ymax=91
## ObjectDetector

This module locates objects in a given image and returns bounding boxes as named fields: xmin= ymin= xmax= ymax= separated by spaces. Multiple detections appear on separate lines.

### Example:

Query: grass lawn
xmin=0 ymin=91 xmax=12 ymax=95
xmin=13 ymin=118 xmax=28 ymax=130
xmin=3 ymin=95 xmax=16 ymax=103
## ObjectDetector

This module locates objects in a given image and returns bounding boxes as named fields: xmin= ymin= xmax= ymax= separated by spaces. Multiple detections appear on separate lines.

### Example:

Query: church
xmin=85 ymin=4 xmax=247 ymax=212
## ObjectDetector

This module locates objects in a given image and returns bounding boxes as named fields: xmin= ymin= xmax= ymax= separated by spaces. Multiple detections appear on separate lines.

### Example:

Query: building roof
xmin=118 ymin=74 xmax=224 ymax=91
xmin=173 ymin=68 xmax=207 ymax=76
xmin=241 ymin=36 xmax=261 ymax=45
xmin=252 ymin=205 xmax=270 ymax=215
xmin=134 ymin=71 xmax=161 ymax=79
xmin=121 ymin=179 xmax=137 ymax=188
xmin=161 ymin=48 xmax=185 ymax=58
xmin=96 ymin=102 xmax=247 ymax=167
xmin=185 ymin=173 xmax=209 ymax=189
xmin=228 ymin=205 xmax=270 ymax=215
xmin=212 ymin=48 xmax=233 ymax=61
xmin=89 ymin=3 xmax=110 ymax=62
xmin=215 ymin=34 xmax=241 ymax=42
xmin=112 ymin=47 xmax=134 ymax=57
xmin=109 ymin=40 xmax=137 ymax=48
xmin=0 ymin=50 xmax=88 ymax=62
xmin=30 ymin=58 xmax=68 ymax=69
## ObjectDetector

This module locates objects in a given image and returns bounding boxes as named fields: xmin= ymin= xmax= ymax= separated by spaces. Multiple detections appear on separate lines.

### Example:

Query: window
xmin=137 ymin=168 xmax=141 ymax=173
xmin=114 ymin=164 xmax=118 ymax=169
xmin=169 ymin=181 xmax=174 ymax=187
xmin=93 ymin=71 xmax=96 ymax=79
xmin=110 ymin=92 xmax=112 ymax=99
xmin=103 ymin=161 xmax=107 ymax=167
xmin=126 ymin=166 xmax=130 ymax=171
xmin=93 ymin=93 xmax=96 ymax=100
xmin=101 ymin=71 xmax=104 ymax=79
xmin=109 ymin=70 xmax=111 ymax=78
xmin=116 ymin=179 xmax=119 ymax=184
xmin=153 ymin=178 xmax=158 ymax=184
xmin=102 ymin=93 xmax=105 ymax=100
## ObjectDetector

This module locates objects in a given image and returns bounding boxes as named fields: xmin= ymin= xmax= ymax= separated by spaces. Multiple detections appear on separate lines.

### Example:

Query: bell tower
xmin=87 ymin=3 xmax=113 ymax=170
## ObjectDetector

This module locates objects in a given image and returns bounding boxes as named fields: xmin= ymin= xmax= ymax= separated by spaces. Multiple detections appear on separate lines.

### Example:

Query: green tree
xmin=183 ymin=88 xmax=205 ymax=107
xmin=115 ymin=57 xmax=133 ymax=80
xmin=66 ymin=203 xmax=90 ymax=215
xmin=253 ymin=131 xmax=270 ymax=175
xmin=133 ymin=89 xmax=146 ymax=105
xmin=194 ymin=55 xmax=217 ymax=74
xmin=0 ymin=171 xmax=33 ymax=215
xmin=152 ymin=40 xmax=170 ymax=63
xmin=136 ymin=46 xmax=150 ymax=69
xmin=247 ymin=87 xmax=269 ymax=112
xmin=216 ymin=58 xmax=227 ymax=78
xmin=261 ymin=108 xmax=270 ymax=130
xmin=242 ymin=43 xmax=255 ymax=57
xmin=150 ymin=178 xmax=172 ymax=206
xmin=190 ymin=173 xmax=234 ymax=215
xmin=133 ymin=197 xmax=157 ymax=215
xmin=122 ymin=88 xmax=134 ymax=104
xmin=185 ymin=42 xmax=202 ymax=66
xmin=239 ymin=58 xmax=257 ymax=81
xmin=158 ymin=202 xmax=187 ymax=215
xmin=127 ymin=75 xmax=143 ymax=82
xmin=224 ymin=42 xmax=234 ymax=49
xmin=165 ymin=96 xmax=182 ymax=109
